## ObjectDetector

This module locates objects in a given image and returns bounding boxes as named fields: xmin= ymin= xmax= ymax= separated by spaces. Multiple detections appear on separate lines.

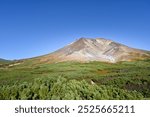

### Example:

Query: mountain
xmin=38 ymin=38 xmax=150 ymax=63
xmin=0 ymin=58 xmax=11 ymax=64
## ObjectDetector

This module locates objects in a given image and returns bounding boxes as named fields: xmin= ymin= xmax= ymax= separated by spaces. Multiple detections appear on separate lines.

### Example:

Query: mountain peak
xmin=76 ymin=37 xmax=109 ymax=41
xmin=75 ymin=37 xmax=112 ymax=44
xmin=40 ymin=37 xmax=150 ymax=63
xmin=73 ymin=38 xmax=113 ymax=49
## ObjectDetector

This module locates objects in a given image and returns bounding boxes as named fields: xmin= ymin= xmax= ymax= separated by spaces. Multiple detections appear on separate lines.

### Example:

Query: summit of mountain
xmin=38 ymin=37 xmax=150 ymax=63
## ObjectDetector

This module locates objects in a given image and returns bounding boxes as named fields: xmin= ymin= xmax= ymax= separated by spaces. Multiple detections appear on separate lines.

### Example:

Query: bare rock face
xmin=40 ymin=38 xmax=150 ymax=63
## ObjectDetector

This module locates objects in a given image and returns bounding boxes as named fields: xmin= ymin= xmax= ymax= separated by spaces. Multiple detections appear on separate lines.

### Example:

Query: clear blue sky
xmin=0 ymin=0 xmax=150 ymax=60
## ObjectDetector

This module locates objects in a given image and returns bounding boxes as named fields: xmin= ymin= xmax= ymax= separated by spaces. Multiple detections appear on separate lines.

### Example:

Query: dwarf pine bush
xmin=0 ymin=76 xmax=144 ymax=100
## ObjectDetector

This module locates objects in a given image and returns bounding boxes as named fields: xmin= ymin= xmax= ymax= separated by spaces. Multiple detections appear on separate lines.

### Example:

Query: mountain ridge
xmin=0 ymin=58 xmax=11 ymax=64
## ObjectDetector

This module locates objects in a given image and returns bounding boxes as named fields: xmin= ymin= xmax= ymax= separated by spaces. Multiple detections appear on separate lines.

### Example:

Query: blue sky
xmin=0 ymin=0 xmax=150 ymax=60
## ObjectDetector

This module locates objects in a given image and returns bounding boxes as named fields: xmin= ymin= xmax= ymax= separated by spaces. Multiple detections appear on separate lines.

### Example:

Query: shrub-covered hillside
xmin=0 ymin=59 xmax=150 ymax=100
xmin=0 ymin=76 xmax=143 ymax=100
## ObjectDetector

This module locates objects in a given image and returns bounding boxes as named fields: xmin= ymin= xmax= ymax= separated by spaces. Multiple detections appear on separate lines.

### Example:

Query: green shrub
xmin=0 ymin=76 xmax=144 ymax=100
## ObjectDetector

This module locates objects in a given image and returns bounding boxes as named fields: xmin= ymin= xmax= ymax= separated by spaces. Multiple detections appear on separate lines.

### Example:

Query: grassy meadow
xmin=0 ymin=59 xmax=150 ymax=100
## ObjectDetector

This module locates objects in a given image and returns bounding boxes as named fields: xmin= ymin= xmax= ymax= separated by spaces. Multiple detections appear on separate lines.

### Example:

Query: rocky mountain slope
xmin=39 ymin=38 xmax=150 ymax=63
